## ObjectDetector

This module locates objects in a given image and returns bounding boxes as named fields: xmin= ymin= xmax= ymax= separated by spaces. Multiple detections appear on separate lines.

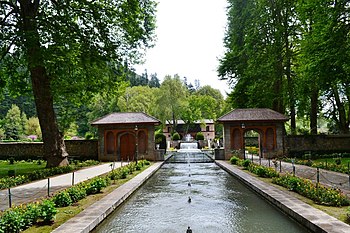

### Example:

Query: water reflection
xmin=93 ymin=163 xmax=309 ymax=233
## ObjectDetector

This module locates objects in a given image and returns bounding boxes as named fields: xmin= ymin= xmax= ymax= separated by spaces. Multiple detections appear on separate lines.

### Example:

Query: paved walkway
xmin=0 ymin=162 xmax=124 ymax=211
xmin=52 ymin=162 xmax=163 ymax=233
xmin=249 ymin=155 xmax=350 ymax=197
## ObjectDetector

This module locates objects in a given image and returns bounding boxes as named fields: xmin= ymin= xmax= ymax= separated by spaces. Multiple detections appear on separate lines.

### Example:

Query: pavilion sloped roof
xmin=217 ymin=108 xmax=289 ymax=122
xmin=91 ymin=112 xmax=161 ymax=126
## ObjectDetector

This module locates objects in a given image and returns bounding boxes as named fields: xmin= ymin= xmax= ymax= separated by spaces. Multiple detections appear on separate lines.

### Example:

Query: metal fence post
xmin=279 ymin=160 xmax=282 ymax=173
xmin=316 ymin=168 xmax=320 ymax=188
xmin=48 ymin=178 xmax=50 ymax=197
xmin=8 ymin=188 xmax=11 ymax=208
xmin=72 ymin=171 xmax=75 ymax=186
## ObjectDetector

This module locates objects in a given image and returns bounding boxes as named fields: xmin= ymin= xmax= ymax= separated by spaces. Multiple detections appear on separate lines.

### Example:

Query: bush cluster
xmin=229 ymin=155 xmax=350 ymax=207
xmin=0 ymin=160 xmax=100 ymax=189
xmin=272 ymin=174 xmax=350 ymax=207
xmin=109 ymin=160 xmax=147 ymax=181
xmin=247 ymin=163 xmax=279 ymax=178
xmin=229 ymin=156 xmax=239 ymax=165
xmin=0 ymin=160 xmax=151 ymax=232
xmin=0 ymin=199 xmax=57 ymax=233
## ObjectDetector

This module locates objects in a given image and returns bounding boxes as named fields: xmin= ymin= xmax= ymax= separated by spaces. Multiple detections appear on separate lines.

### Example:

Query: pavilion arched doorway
xmin=243 ymin=129 xmax=261 ymax=158
xmin=119 ymin=132 xmax=136 ymax=161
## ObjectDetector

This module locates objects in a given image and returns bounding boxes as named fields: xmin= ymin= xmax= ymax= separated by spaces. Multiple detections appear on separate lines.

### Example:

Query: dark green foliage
xmin=248 ymin=164 xmax=279 ymax=178
xmin=0 ymin=175 xmax=29 ymax=189
xmin=85 ymin=177 xmax=109 ymax=195
xmin=28 ymin=166 xmax=74 ymax=181
xmin=53 ymin=191 xmax=73 ymax=207
xmin=242 ymin=159 xmax=251 ymax=168
xmin=172 ymin=132 xmax=181 ymax=141
xmin=195 ymin=132 xmax=204 ymax=140
xmin=155 ymin=132 xmax=166 ymax=149
xmin=229 ymin=156 xmax=239 ymax=165
xmin=67 ymin=186 xmax=87 ymax=203
xmin=38 ymin=200 xmax=58 ymax=223
xmin=84 ymin=132 xmax=94 ymax=140
xmin=0 ymin=199 xmax=57 ymax=233
xmin=272 ymin=174 xmax=350 ymax=206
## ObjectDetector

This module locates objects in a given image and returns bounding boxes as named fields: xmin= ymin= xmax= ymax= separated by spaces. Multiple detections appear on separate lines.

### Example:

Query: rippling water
xmin=93 ymin=162 xmax=310 ymax=233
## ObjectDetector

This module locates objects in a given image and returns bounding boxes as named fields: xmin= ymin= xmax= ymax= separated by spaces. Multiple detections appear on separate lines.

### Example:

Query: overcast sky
xmin=134 ymin=0 xmax=231 ymax=97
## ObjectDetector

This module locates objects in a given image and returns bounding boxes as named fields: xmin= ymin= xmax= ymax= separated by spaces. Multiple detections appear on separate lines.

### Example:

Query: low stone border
xmin=216 ymin=161 xmax=350 ymax=233
xmin=52 ymin=162 xmax=164 ymax=233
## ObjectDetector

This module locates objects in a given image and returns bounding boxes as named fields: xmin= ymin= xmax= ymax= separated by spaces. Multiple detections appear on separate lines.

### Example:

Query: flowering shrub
xmin=248 ymin=164 xmax=279 ymax=178
xmin=85 ymin=177 xmax=110 ymax=195
xmin=53 ymin=191 xmax=73 ymax=207
xmin=230 ymin=156 xmax=239 ymax=165
xmin=272 ymin=174 xmax=350 ymax=206
xmin=0 ymin=200 xmax=57 ymax=233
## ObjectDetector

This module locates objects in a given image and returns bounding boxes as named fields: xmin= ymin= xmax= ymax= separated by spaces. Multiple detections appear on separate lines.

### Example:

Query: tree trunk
xmin=20 ymin=1 xmax=69 ymax=167
xmin=332 ymin=86 xmax=349 ymax=134
xmin=284 ymin=27 xmax=296 ymax=135
xmin=310 ymin=86 xmax=318 ymax=135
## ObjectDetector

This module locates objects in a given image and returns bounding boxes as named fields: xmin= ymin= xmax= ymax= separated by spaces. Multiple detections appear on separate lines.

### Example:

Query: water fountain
xmin=92 ymin=136 xmax=309 ymax=233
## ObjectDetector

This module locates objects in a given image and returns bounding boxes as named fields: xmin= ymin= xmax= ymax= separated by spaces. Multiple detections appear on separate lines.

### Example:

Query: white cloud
xmin=134 ymin=0 xmax=231 ymax=97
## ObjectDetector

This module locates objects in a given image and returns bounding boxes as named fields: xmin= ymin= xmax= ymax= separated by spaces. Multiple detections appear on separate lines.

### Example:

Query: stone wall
xmin=0 ymin=140 xmax=98 ymax=160
xmin=286 ymin=135 xmax=350 ymax=156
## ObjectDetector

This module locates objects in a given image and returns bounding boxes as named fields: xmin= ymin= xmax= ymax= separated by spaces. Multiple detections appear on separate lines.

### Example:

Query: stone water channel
xmin=93 ymin=152 xmax=310 ymax=233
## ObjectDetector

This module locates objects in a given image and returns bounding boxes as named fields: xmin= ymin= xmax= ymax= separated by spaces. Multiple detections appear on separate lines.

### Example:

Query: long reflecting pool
xmin=93 ymin=162 xmax=310 ymax=233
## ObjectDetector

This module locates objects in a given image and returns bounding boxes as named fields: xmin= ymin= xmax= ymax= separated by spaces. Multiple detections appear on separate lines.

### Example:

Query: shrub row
xmin=229 ymin=156 xmax=350 ymax=207
xmin=272 ymin=174 xmax=350 ymax=207
xmin=0 ymin=160 xmax=100 ymax=189
xmin=0 ymin=160 xmax=150 ymax=232
xmin=0 ymin=200 xmax=57 ymax=233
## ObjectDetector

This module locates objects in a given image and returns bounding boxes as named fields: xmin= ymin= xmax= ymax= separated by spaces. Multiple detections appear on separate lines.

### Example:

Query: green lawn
xmin=0 ymin=160 xmax=46 ymax=177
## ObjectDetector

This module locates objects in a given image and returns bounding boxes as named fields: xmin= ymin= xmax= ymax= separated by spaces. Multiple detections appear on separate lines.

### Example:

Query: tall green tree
xmin=3 ymin=104 xmax=26 ymax=140
xmin=195 ymin=85 xmax=225 ymax=119
xmin=0 ymin=1 xmax=157 ymax=167
xmin=219 ymin=0 xmax=298 ymax=134
xmin=118 ymin=85 xmax=157 ymax=115
xmin=296 ymin=0 xmax=350 ymax=134
xmin=155 ymin=75 xmax=189 ymax=132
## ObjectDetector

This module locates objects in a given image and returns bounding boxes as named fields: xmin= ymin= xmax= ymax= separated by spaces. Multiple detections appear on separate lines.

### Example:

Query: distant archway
xmin=244 ymin=129 xmax=261 ymax=157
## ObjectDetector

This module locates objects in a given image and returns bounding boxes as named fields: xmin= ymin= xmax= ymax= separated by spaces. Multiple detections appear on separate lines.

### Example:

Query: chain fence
xmin=249 ymin=155 xmax=350 ymax=195
xmin=0 ymin=162 xmax=124 ymax=211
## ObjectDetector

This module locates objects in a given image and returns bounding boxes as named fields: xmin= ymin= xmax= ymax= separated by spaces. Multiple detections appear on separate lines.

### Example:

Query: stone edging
xmin=215 ymin=161 xmax=350 ymax=233
xmin=52 ymin=162 xmax=164 ymax=233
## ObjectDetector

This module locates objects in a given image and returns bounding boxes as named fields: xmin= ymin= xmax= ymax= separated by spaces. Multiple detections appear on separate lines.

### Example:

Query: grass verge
xmin=22 ymin=163 xmax=152 ymax=233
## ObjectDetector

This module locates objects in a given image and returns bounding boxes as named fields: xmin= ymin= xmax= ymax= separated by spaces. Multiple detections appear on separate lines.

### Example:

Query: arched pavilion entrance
xmin=91 ymin=112 xmax=161 ymax=162
xmin=217 ymin=108 xmax=288 ymax=160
